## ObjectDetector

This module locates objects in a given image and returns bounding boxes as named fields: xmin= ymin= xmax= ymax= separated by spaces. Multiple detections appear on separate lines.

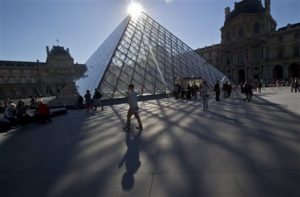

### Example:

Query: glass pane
xmin=76 ymin=12 xmax=230 ymax=100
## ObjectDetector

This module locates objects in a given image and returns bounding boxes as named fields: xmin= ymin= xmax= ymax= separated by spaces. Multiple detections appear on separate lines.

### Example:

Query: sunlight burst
xmin=127 ymin=2 xmax=143 ymax=18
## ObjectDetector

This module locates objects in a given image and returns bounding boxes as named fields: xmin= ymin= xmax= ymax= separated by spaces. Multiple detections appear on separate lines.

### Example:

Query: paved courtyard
xmin=0 ymin=88 xmax=299 ymax=197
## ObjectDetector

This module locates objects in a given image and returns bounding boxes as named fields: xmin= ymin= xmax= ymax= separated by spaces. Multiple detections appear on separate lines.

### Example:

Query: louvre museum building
xmin=0 ymin=46 xmax=86 ymax=100
xmin=196 ymin=0 xmax=300 ymax=83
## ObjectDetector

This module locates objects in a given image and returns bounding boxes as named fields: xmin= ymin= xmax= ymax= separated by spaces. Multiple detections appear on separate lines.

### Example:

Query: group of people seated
xmin=0 ymin=98 xmax=52 ymax=132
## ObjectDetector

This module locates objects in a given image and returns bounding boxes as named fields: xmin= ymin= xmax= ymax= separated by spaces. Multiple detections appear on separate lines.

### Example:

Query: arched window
xmin=253 ymin=22 xmax=260 ymax=34
xmin=239 ymin=27 xmax=244 ymax=38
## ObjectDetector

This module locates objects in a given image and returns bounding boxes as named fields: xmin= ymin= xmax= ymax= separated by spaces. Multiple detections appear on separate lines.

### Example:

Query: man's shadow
xmin=118 ymin=131 xmax=142 ymax=191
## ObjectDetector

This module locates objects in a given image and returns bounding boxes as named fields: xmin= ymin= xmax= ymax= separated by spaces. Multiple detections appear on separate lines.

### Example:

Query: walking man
xmin=124 ymin=84 xmax=143 ymax=132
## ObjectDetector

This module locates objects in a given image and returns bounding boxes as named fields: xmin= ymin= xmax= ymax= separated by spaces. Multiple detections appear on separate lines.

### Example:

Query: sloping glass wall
xmin=76 ymin=12 xmax=229 ymax=99
xmin=76 ymin=16 xmax=130 ymax=96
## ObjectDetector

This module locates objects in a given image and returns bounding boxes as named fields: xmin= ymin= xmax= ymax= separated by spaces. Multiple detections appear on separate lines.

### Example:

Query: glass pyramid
xmin=76 ymin=12 xmax=229 ymax=100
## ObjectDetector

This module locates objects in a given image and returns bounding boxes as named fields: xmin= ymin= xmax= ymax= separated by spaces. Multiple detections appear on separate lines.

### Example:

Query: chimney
xmin=66 ymin=48 xmax=69 ymax=53
xmin=225 ymin=7 xmax=230 ymax=20
xmin=265 ymin=0 xmax=271 ymax=13
xmin=46 ymin=46 xmax=50 ymax=56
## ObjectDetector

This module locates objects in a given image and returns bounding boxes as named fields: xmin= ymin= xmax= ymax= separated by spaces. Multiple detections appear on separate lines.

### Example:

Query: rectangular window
xmin=278 ymin=48 xmax=284 ymax=58
xmin=294 ymin=46 xmax=300 ymax=57
xmin=226 ymin=57 xmax=231 ymax=65
xmin=261 ymin=46 xmax=264 ymax=60
xmin=245 ymin=48 xmax=249 ymax=61
xmin=253 ymin=47 xmax=260 ymax=63
xmin=237 ymin=51 xmax=244 ymax=64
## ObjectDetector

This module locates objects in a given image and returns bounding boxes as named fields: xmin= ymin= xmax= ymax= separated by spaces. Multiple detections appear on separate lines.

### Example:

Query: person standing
xmin=214 ymin=81 xmax=220 ymax=101
xmin=193 ymin=82 xmax=199 ymax=99
xmin=93 ymin=89 xmax=104 ymax=111
xmin=243 ymin=81 xmax=253 ymax=102
xmin=227 ymin=82 xmax=232 ymax=98
xmin=258 ymin=81 xmax=262 ymax=94
xmin=124 ymin=84 xmax=143 ymax=132
xmin=222 ymin=82 xmax=228 ymax=98
xmin=76 ymin=94 xmax=84 ymax=109
xmin=294 ymin=78 xmax=299 ymax=92
xmin=200 ymin=81 xmax=209 ymax=111
xmin=84 ymin=90 xmax=93 ymax=112
xmin=291 ymin=79 xmax=295 ymax=93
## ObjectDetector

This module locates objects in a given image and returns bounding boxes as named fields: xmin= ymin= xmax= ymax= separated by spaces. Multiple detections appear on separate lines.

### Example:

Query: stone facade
xmin=195 ymin=0 xmax=300 ymax=83
xmin=0 ymin=46 xmax=86 ymax=99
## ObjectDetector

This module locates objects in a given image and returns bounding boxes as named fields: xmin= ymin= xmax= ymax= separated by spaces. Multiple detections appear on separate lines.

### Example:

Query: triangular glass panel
xmin=76 ymin=12 xmax=230 ymax=100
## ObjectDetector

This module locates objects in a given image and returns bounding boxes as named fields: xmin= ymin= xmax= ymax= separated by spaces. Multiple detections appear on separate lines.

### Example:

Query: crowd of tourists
xmin=0 ymin=97 xmax=52 ymax=131
xmin=2 ymin=78 xmax=298 ymax=133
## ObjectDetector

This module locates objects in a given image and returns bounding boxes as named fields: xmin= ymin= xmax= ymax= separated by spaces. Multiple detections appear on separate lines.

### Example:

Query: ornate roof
xmin=225 ymin=0 xmax=265 ymax=23
xmin=49 ymin=46 xmax=70 ymax=56
xmin=278 ymin=23 xmax=300 ymax=32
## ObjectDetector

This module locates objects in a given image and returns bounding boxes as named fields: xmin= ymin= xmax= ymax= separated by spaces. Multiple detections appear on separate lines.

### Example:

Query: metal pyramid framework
xmin=76 ymin=12 xmax=229 ymax=100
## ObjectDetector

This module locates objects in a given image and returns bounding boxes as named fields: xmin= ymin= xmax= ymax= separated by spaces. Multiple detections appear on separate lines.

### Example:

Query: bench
xmin=50 ymin=107 xmax=68 ymax=117
xmin=0 ymin=107 xmax=68 ymax=133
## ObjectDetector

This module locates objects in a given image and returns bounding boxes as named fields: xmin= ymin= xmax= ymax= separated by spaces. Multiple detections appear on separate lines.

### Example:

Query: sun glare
xmin=127 ymin=2 xmax=143 ymax=18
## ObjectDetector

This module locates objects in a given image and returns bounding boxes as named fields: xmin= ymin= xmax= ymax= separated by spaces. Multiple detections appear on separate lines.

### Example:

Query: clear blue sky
xmin=0 ymin=0 xmax=299 ymax=63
